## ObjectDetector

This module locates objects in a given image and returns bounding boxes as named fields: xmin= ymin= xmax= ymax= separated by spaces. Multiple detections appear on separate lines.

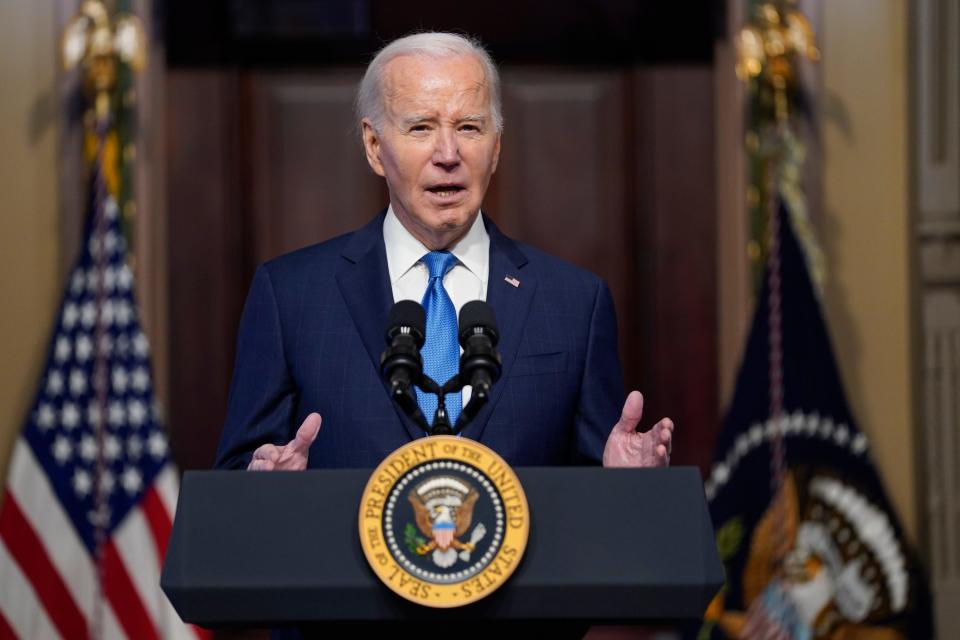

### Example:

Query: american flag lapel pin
xmin=504 ymin=275 xmax=520 ymax=288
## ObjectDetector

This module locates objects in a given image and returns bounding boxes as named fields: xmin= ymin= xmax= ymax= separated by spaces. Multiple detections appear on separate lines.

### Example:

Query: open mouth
xmin=426 ymin=184 xmax=466 ymax=198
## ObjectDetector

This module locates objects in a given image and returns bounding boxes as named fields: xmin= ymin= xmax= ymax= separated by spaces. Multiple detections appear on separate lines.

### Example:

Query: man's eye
xmin=460 ymin=125 xmax=480 ymax=132
xmin=410 ymin=124 xmax=430 ymax=132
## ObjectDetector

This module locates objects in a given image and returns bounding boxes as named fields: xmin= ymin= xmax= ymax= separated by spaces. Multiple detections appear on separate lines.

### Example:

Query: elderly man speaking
xmin=214 ymin=32 xmax=673 ymax=472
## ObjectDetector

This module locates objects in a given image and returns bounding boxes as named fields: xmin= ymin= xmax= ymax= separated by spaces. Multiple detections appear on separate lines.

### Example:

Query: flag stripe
xmin=7 ymin=440 xmax=199 ymax=640
xmin=155 ymin=466 xmax=179 ymax=516
xmin=102 ymin=539 xmax=160 ymax=640
xmin=150 ymin=467 xmax=212 ymax=639
xmin=102 ymin=602 xmax=127 ymax=640
xmin=164 ymin=597 xmax=207 ymax=640
xmin=118 ymin=488 xmax=206 ymax=640
xmin=114 ymin=507 xmax=164 ymax=626
xmin=0 ymin=609 xmax=16 ymax=640
xmin=7 ymin=439 xmax=96 ymax=614
xmin=142 ymin=482 xmax=172 ymax=561
xmin=0 ymin=495 xmax=89 ymax=639
xmin=0 ymin=539 xmax=61 ymax=640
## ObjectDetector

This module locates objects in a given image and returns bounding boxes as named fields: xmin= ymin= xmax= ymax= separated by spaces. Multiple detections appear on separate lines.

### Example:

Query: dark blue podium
xmin=161 ymin=466 xmax=723 ymax=627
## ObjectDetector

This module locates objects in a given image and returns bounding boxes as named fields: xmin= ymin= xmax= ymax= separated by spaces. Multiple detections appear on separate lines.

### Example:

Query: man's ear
xmin=490 ymin=132 xmax=502 ymax=174
xmin=361 ymin=118 xmax=386 ymax=177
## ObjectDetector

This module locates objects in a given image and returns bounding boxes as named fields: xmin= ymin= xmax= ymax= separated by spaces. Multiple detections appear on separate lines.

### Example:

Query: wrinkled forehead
xmin=381 ymin=53 xmax=491 ymax=116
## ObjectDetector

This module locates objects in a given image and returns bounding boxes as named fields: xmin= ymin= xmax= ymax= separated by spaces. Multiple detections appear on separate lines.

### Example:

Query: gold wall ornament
xmin=61 ymin=0 xmax=146 ymax=123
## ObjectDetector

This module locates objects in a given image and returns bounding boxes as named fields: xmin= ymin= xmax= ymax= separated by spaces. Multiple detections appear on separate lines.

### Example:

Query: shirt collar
xmin=383 ymin=205 xmax=489 ymax=284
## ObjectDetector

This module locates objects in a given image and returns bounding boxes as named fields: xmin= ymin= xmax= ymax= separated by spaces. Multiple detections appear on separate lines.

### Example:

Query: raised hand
xmin=247 ymin=413 xmax=321 ymax=471
xmin=602 ymin=391 xmax=673 ymax=468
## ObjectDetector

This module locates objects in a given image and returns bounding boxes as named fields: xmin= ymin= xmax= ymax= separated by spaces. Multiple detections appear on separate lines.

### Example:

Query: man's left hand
xmin=602 ymin=390 xmax=673 ymax=467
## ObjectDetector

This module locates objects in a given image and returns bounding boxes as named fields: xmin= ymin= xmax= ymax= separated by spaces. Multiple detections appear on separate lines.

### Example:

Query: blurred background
xmin=0 ymin=0 xmax=957 ymax=638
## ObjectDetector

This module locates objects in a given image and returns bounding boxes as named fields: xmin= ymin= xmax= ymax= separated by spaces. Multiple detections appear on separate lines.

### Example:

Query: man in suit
xmin=215 ymin=32 xmax=673 ymax=472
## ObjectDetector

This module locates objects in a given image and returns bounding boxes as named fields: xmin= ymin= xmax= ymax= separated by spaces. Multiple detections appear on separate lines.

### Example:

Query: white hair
xmin=356 ymin=32 xmax=503 ymax=134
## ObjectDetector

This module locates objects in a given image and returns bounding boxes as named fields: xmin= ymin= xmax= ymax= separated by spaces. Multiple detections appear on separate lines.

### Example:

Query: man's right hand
xmin=247 ymin=412 xmax=321 ymax=471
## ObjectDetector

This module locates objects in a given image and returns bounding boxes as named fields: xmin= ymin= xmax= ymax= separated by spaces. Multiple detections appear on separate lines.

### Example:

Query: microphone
xmin=380 ymin=300 xmax=426 ymax=403
xmin=457 ymin=301 xmax=502 ymax=402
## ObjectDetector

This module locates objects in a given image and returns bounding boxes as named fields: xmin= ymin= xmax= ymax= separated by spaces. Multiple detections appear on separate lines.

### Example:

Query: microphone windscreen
xmin=387 ymin=300 xmax=426 ymax=344
xmin=458 ymin=300 xmax=499 ymax=345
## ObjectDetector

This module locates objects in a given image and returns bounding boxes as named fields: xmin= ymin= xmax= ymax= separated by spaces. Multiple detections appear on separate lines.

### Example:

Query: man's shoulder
xmin=501 ymin=233 xmax=606 ymax=293
xmin=260 ymin=231 xmax=353 ymax=279
xmin=258 ymin=214 xmax=382 ymax=284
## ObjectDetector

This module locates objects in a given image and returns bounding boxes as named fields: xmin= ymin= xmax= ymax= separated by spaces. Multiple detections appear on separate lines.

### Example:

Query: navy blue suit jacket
xmin=214 ymin=212 xmax=624 ymax=469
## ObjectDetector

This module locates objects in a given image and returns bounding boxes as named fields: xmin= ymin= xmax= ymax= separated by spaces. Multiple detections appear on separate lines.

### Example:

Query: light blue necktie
xmin=417 ymin=251 xmax=461 ymax=427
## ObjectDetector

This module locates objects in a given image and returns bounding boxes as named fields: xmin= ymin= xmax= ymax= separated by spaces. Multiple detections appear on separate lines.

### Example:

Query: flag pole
xmin=736 ymin=3 xmax=818 ymax=625
xmin=91 ymin=106 xmax=110 ymax=640
xmin=61 ymin=2 xmax=146 ymax=637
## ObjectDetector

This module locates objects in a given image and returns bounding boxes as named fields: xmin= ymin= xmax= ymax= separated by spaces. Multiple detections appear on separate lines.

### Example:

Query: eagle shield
xmin=408 ymin=475 xmax=487 ymax=568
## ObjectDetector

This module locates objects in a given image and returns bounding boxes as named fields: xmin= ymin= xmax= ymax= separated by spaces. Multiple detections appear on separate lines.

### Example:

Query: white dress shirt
xmin=383 ymin=205 xmax=490 ymax=406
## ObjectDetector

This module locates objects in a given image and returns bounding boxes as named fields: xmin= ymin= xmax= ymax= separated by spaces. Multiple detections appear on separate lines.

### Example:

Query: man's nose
xmin=432 ymin=127 xmax=460 ymax=169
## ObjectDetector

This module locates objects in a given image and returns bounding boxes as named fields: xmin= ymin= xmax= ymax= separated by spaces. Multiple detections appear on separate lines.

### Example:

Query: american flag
xmin=0 ymin=183 xmax=205 ymax=638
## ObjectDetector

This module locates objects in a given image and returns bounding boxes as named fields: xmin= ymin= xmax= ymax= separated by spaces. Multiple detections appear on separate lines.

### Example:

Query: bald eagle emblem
xmin=408 ymin=475 xmax=488 ymax=568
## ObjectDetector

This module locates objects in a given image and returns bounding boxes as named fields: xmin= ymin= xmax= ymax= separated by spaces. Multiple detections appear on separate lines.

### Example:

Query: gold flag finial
xmin=62 ymin=0 xmax=147 ymax=259
xmin=736 ymin=2 xmax=819 ymax=123
xmin=61 ymin=0 xmax=146 ymax=124
xmin=736 ymin=1 xmax=825 ymax=295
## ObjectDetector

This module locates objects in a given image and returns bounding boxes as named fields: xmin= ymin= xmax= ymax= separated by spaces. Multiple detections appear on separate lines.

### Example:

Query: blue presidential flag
xmin=699 ymin=204 xmax=933 ymax=640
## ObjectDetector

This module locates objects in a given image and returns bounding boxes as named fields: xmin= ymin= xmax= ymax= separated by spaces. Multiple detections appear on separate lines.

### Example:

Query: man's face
xmin=362 ymin=53 xmax=502 ymax=249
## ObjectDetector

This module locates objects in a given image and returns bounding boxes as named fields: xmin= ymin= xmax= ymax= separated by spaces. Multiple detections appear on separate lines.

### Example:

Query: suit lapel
xmin=335 ymin=212 xmax=537 ymax=444
xmin=461 ymin=216 xmax=537 ymax=443
xmin=336 ymin=212 xmax=424 ymax=441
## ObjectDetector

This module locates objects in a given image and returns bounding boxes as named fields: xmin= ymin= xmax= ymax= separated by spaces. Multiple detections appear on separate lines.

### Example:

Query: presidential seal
xmin=358 ymin=436 xmax=529 ymax=608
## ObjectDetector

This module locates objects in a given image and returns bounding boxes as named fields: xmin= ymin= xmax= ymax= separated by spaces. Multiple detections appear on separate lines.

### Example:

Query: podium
xmin=161 ymin=466 xmax=723 ymax=627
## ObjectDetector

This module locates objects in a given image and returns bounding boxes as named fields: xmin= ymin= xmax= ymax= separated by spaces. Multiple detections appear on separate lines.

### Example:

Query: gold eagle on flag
xmin=707 ymin=472 xmax=909 ymax=640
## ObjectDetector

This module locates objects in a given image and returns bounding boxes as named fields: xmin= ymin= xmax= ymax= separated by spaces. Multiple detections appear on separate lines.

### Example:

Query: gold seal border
xmin=358 ymin=435 xmax=529 ymax=608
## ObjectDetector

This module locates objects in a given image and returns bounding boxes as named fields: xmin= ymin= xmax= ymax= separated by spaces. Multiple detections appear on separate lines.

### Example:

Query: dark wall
xmin=165 ymin=0 xmax=722 ymax=67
